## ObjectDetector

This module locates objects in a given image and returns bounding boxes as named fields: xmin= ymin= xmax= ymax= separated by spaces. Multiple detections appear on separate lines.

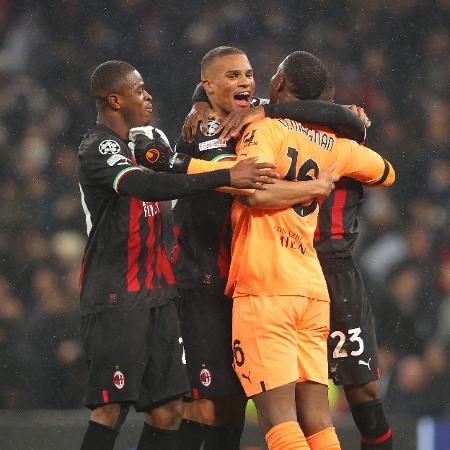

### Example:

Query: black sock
xmin=80 ymin=420 xmax=119 ymax=450
xmin=176 ymin=419 xmax=211 ymax=450
xmin=351 ymin=400 xmax=392 ymax=450
xmin=137 ymin=423 xmax=182 ymax=450
xmin=203 ymin=426 xmax=243 ymax=450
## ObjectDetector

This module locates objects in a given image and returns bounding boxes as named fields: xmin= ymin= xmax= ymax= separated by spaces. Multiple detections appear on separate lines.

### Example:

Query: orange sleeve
xmin=187 ymin=158 xmax=234 ymax=174
xmin=335 ymin=139 xmax=395 ymax=186
xmin=186 ymin=157 xmax=255 ymax=195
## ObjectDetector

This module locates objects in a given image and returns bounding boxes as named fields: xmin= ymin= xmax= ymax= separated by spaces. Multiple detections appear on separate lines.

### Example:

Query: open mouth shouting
xmin=234 ymin=91 xmax=251 ymax=108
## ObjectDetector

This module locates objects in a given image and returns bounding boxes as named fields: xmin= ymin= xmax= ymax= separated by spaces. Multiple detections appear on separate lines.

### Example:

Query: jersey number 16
xmin=284 ymin=147 xmax=319 ymax=217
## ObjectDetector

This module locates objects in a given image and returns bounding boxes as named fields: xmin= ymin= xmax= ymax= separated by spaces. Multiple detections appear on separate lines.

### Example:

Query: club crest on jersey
xmin=113 ymin=369 xmax=125 ymax=389
xmin=99 ymin=139 xmax=121 ymax=155
xmin=198 ymin=139 xmax=227 ymax=152
xmin=199 ymin=368 xmax=212 ymax=387
xmin=242 ymin=129 xmax=258 ymax=148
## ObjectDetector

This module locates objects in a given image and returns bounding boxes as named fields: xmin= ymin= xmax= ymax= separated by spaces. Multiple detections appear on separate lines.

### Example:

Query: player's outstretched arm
xmin=130 ymin=128 xmax=279 ymax=191
xmin=264 ymin=101 xmax=367 ymax=141
xmin=117 ymin=157 xmax=278 ymax=202
xmin=184 ymin=82 xmax=367 ymax=141
xmin=336 ymin=140 xmax=395 ymax=187
xmin=216 ymin=101 xmax=366 ymax=142
xmin=239 ymin=162 xmax=339 ymax=209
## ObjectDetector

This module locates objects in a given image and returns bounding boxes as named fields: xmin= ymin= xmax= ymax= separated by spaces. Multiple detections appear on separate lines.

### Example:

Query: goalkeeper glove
xmin=129 ymin=126 xmax=191 ymax=173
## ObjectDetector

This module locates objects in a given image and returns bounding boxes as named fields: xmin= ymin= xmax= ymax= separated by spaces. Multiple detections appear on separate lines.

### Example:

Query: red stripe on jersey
xmin=192 ymin=387 xmax=199 ymax=400
xmin=377 ymin=367 xmax=381 ymax=379
xmin=171 ymin=225 xmax=181 ymax=264
xmin=102 ymin=389 xmax=109 ymax=403
xmin=156 ymin=215 xmax=163 ymax=288
xmin=361 ymin=428 xmax=392 ymax=445
xmin=144 ymin=208 xmax=156 ymax=289
xmin=314 ymin=211 xmax=320 ymax=242
xmin=127 ymin=198 xmax=143 ymax=292
xmin=79 ymin=251 xmax=86 ymax=292
xmin=330 ymin=186 xmax=347 ymax=239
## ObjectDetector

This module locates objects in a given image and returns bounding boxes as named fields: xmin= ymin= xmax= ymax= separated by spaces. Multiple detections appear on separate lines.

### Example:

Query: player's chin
xmin=231 ymin=102 xmax=251 ymax=111
xmin=142 ymin=110 xmax=152 ymax=125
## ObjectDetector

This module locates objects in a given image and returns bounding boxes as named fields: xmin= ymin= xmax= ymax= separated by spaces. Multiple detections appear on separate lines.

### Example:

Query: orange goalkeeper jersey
xmin=225 ymin=118 xmax=395 ymax=300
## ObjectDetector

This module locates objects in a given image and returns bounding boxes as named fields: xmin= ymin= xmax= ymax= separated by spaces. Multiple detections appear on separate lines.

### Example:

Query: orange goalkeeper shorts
xmin=232 ymin=294 xmax=329 ymax=397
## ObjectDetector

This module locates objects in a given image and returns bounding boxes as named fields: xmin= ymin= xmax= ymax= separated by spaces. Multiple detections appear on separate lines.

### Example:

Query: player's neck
xmin=277 ymin=91 xmax=300 ymax=104
xmin=213 ymin=110 xmax=226 ymax=121
xmin=208 ymin=103 xmax=227 ymax=122
xmin=209 ymin=100 xmax=242 ymax=121
xmin=97 ymin=113 xmax=129 ymax=141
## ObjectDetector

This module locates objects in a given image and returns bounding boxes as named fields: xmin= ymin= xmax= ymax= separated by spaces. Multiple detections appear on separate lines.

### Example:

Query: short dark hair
xmin=201 ymin=46 xmax=246 ymax=78
xmin=91 ymin=60 xmax=136 ymax=98
xmin=280 ymin=51 xmax=328 ymax=100
xmin=321 ymin=69 xmax=336 ymax=101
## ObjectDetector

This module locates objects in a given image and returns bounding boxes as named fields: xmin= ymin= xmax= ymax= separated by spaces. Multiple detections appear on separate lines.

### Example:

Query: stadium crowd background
xmin=0 ymin=0 xmax=448 ymax=425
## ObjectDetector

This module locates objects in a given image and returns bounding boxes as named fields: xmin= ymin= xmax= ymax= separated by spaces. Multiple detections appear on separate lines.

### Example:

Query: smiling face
xmin=202 ymin=54 xmax=255 ymax=117
xmin=117 ymin=69 xmax=153 ymax=128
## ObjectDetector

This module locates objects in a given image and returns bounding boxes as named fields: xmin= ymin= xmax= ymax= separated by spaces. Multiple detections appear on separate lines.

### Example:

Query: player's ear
xmin=276 ymin=75 xmax=285 ymax=93
xmin=203 ymin=79 xmax=213 ymax=95
xmin=107 ymin=93 xmax=121 ymax=110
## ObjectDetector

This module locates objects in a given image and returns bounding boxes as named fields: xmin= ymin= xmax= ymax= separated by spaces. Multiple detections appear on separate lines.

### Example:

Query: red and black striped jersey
xmin=171 ymin=122 xmax=240 ymax=291
xmin=78 ymin=124 xmax=176 ymax=316
xmin=314 ymin=177 xmax=364 ymax=270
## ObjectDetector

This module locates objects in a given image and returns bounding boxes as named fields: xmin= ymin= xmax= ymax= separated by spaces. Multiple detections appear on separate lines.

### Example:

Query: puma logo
xmin=241 ymin=371 xmax=252 ymax=383
xmin=358 ymin=358 xmax=371 ymax=370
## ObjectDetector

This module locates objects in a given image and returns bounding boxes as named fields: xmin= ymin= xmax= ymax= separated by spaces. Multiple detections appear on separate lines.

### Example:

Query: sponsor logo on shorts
xmin=200 ymin=368 xmax=212 ymax=387
xmin=358 ymin=357 xmax=372 ymax=370
xmin=179 ymin=337 xmax=186 ymax=365
xmin=113 ymin=370 xmax=125 ymax=389
xmin=99 ymin=139 xmax=121 ymax=155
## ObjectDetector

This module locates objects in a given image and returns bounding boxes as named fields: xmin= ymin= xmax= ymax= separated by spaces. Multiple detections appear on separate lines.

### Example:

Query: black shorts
xmin=325 ymin=265 xmax=380 ymax=386
xmin=177 ymin=287 xmax=245 ymax=399
xmin=80 ymin=300 xmax=190 ymax=411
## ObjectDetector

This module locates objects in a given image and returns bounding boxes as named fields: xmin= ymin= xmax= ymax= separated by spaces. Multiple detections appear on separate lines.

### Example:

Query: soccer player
xmin=198 ymin=54 xmax=393 ymax=450
xmin=161 ymin=46 xmax=369 ymax=450
xmin=226 ymin=51 xmax=395 ymax=450
xmin=314 ymin=93 xmax=394 ymax=450
xmin=77 ymin=60 xmax=280 ymax=450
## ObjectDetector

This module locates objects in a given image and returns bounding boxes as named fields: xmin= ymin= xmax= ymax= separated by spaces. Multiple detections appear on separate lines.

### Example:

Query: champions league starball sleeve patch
xmin=204 ymin=119 xmax=221 ymax=136
xmin=98 ymin=139 xmax=121 ymax=155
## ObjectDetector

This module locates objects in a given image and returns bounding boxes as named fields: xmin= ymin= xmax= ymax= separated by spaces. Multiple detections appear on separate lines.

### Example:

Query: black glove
xmin=134 ymin=131 xmax=191 ymax=173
